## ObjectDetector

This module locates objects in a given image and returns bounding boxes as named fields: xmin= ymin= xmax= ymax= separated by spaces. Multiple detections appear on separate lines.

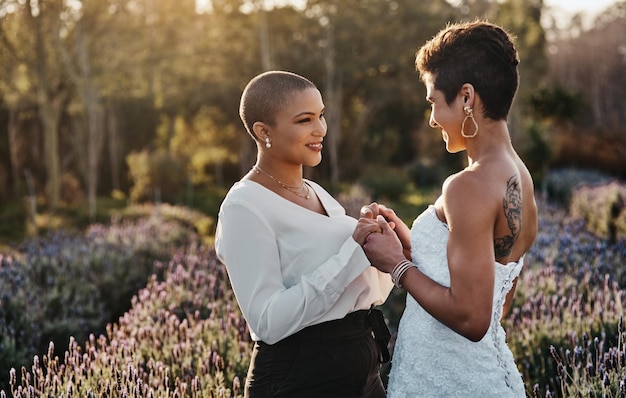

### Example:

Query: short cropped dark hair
xmin=239 ymin=70 xmax=317 ymax=139
xmin=415 ymin=21 xmax=520 ymax=120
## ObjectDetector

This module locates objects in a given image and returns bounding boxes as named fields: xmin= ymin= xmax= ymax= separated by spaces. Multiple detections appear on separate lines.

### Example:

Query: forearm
xmin=399 ymin=267 xmax=491 ymax=342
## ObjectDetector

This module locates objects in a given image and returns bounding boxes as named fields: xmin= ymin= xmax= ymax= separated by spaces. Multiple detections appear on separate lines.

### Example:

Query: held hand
xmin=353 ymin=217 xmax=382 ymax=246
xmin=360 ymin=203 xmax=380 ymax=219
xmin=374 ymin=204 xmax=411 ymax=260
xmin=361 ymin=202 xmax=396 ymax=229
xmin=363 ymin=216 xmax=407 ymax=273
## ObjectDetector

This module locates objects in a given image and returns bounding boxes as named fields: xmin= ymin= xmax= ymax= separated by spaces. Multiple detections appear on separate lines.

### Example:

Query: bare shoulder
xmin=441 ymin=169 xmax=500 ymax=228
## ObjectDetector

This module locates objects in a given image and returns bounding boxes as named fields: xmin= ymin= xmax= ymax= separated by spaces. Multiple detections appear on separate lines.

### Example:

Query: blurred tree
xmin=301 ymin=0 xmax=457 ymax=182
xmin=494 ymin=0 xmax=548 ymax=142
xmin=0 ymin=0 xmax=71 ymax=210
xmin=542 ymin=0 xmax=626 ymax=176
xmin=547 ymin=1 xmax=626 ymax=132
xmin=529 ymin=86 xmax=583 ymax=124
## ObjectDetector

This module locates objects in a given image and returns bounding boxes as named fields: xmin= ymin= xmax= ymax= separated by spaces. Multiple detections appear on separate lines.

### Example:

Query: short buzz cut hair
xmin=239 ymin=70 xmax=317 ymax=140
xmin=415 ymin=21 xmax=520 ymax=120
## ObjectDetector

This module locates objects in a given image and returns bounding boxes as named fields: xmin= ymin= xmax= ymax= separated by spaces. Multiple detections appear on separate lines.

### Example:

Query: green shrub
xmin=360 ymin=167 xmax=411 ymax=202
xmin=126 ymin=149 xmax=187 ymax=203
xmin=570 ymin=181 xmax=626 ymax=242
xmin=0 ymin=209 xmax=199 ymax=391
xmin=544 ymin=168 xmax=612 ymax=206
xmin=114 ymin=202 xmax=215 ymax=242
xmin=2 ymin=246 xmax=249 ymax=398
xmin=336 ymin=184 xmax=373 ymax=218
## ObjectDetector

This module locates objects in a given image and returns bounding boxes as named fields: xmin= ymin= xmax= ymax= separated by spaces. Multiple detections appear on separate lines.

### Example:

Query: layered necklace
xmin=254 ymin=165 xmax=311 ymax=199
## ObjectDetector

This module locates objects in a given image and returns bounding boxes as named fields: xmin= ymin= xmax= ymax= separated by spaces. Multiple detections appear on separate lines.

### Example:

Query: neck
xmin=465 ymin=119 xmax=512 ymax=166
xmin=255 ymin=160 xmax=304 ymax=187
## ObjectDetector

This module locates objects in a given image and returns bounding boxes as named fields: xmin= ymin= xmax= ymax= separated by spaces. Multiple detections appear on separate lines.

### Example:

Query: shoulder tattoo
xmin=494 ymin=175 xmax=522 ymax=258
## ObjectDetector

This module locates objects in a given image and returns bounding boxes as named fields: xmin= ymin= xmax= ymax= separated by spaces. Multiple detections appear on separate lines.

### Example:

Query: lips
xmin=307 ymin=142 xmax=323 ymax=151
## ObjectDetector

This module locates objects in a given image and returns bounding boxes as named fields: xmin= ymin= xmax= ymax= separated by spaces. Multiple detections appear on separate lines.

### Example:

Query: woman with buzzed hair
xmin=216 ymin=70 xmax=393 ymax=398
xmin=358 ymin=21 xmax=537 ymax=397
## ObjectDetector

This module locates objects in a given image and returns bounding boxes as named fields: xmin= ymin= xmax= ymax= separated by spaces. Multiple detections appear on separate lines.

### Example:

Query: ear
xmin=252 ymin=121 xmax=269 ymax=141
xmin=460 ymin=83 xmax=475 ymax=109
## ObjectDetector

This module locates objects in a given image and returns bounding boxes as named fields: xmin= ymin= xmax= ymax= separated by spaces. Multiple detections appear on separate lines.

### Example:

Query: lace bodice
xmin=386 ymin=206 xmax=526 ymax=398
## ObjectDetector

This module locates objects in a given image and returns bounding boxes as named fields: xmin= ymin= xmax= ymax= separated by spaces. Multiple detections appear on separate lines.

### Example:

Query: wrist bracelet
xmin=391 ymin=259 xmax=413 ymax=288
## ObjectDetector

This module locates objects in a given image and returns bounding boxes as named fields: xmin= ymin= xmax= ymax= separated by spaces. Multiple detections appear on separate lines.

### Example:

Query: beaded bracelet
xmin=391 ymin=259 xmax=414 ymax=288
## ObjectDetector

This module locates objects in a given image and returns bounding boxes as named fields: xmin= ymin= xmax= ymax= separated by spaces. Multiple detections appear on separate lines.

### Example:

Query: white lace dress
xmin=387 ymin=206 xmax=526 ymax=398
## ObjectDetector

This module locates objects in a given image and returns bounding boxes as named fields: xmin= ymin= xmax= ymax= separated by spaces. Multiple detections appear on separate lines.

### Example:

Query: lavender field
xmin=1 ymin=193 xmax=625 ymax=397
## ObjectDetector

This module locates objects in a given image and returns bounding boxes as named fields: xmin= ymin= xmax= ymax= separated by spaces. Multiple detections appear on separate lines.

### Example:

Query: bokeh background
xmin=0 ymin=0 xmax=625 ymax=397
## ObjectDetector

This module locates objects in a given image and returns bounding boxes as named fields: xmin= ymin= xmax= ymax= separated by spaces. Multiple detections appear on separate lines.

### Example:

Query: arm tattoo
xmin=494 ymin=176 xmax=522 ymax=258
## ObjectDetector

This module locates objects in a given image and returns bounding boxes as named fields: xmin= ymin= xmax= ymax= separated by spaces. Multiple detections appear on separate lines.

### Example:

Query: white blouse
xmin=215 ymin=179 xmax=393 ymax=345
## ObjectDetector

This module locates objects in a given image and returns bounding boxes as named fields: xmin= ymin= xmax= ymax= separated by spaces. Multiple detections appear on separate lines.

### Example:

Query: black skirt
xmin=245 ymin=309 xmax=388 ymax=398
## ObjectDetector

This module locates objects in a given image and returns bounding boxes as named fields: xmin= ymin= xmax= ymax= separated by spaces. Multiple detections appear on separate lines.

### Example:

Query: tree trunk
xmin=8 ymin=105 xmax=20 ymax=196
xmin=324 ymin=20 xmax=341 ymax=186
xmin=30 ymin=0 xmax=63 ymax=210
xmin=40 ymin=98 xmax=63 ymax=210
xmin=107 ymin=103 xmax=121 ymax=191
xmin=76 ymin=29 xmax=104 ymax=220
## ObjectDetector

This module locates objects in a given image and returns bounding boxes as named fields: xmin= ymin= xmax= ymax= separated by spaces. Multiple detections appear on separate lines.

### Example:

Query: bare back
xmin=494 ymin=153 xmax=537 ymax=264
xmin=435 ymin=149 xmax=537 ymax=266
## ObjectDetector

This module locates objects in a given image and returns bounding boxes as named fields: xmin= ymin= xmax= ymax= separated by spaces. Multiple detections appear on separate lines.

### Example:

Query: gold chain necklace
xmin=254 ymin=166 xmax=311 ymax=199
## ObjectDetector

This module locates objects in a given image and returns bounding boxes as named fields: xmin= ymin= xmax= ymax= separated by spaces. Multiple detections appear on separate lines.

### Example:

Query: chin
xmin=306 ymin=156 xmax=323 ymax=168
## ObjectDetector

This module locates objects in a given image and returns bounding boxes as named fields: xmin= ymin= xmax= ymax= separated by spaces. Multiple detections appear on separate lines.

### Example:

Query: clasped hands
xmin=352 ymin=203 xmax=411 ymax=274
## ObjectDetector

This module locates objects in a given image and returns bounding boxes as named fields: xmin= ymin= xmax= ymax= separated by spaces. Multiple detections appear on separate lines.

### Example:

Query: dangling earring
xmin=265 ymin=137 xmax=272 ymax=148
xmin=461 ymin=106 xmax=478 ymax=138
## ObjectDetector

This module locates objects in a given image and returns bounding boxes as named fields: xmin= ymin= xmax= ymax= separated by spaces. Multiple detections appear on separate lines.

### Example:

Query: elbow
xmin=456 ymin=314 xmax=491 ymax=342
xmin=252 ymin=323 xmax=285 ymax=345
xmin=462 ymin=326 xmax=489 ymax=342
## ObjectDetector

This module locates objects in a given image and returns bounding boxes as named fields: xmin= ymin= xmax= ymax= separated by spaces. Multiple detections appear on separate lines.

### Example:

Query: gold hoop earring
xmin=461 ymin=106 xmax=478 ymax=138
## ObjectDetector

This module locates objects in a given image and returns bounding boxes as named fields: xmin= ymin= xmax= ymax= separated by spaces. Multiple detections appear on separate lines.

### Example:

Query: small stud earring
xmin=265 ymin=137 xmax=272 ymax=148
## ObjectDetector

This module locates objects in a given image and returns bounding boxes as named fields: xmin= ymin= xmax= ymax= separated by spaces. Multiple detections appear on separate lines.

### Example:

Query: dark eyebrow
xmin=294 ymin=108 xmax=324 ymax=118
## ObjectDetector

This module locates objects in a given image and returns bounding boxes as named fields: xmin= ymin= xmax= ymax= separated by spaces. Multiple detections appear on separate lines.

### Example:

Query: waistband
xmin=258 ymin=309 xmax=391 ymax=363
xmin=260 ymin=310 xmax=371 ymax=347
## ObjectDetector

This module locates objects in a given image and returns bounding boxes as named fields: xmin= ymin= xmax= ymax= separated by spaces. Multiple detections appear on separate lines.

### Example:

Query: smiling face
xmin=424 ymin=74 xmax=466 ymax=153
xmin=260 ymin=87 xmax=327 ymax=168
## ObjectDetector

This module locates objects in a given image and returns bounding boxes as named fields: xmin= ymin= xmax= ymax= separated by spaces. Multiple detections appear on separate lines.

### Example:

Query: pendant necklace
xmin=254 ymin=166 xmax=311 ymax=199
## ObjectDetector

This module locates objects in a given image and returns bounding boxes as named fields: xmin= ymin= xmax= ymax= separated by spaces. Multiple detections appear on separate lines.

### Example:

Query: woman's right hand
xmin=353 ymin=216 xmax=382 ymax=246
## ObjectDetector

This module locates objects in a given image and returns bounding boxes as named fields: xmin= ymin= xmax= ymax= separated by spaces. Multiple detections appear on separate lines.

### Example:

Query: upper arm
xmin=442 ymin=175 xmax=498 ymax=328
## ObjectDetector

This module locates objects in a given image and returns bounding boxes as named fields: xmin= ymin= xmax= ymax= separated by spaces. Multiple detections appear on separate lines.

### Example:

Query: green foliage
xmin=114 ymin=202 xmax=215 ymax=242
xmin=360 ymin=167 xmax=411 ymax=202
xmin=406 ymin=159 xmax=448 ymax=189
xmin=570 ymin=181 xmax=626 ymax=242
xmin=126 ymin=149 xmax=187 ymax=204
xmin=521 ymin=122 xmax=552 ymax=186
xmin=336 ymin=184 xmax=373 ymax=218
xmin=528 ymin=86 xmax=584 ymax=123
xmin=0 ymin=201 xmax=27 ymax=244
xmin=544 ymin=168 xmax=613 ymax=206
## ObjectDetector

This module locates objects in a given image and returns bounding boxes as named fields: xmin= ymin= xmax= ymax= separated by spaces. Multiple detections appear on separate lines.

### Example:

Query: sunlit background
xmin=0 ymin=1 xmax=625 ymax=397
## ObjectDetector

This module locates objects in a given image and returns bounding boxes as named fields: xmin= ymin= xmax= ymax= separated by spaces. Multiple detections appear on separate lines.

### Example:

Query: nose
xmin=316 ymin=117 xmax=328 ymax=136
xmin=429 ymin=113 xmax=438 ymax=129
